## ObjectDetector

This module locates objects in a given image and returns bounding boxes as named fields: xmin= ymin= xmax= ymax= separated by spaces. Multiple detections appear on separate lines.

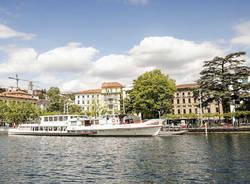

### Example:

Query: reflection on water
xmin=0 ymin=134 xmax=250 ymax=183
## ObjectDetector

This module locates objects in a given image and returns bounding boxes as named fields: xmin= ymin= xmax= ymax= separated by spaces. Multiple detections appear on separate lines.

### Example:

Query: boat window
xmin=95 ymin=120 xmax=99 ymax=125
xmin=44 ymin=117 xmax=48 ymax=122
xmin=64 ymin=116 xmax=68 ymax=121
xmin=71 ymin=121 xmax=77 ymax=126
xmin=70 ymin=116 xmax=73 ymax=119
xmin=59 ymin=116 xmax=63 ymax=121
xmin=49 ymin=117 xmax=53 ymax=121
xmin=74 ymin=116 xmax=77 ymax=118
xmin=54 ymin=117 xmax=58 ymax=121
xmin=40 ymin=127 xmax=43 ymax=131
xmin=85 ymin=120 xmax=91 ymax=126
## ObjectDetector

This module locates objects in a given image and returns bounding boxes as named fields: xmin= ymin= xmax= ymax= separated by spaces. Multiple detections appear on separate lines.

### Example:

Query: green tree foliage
xmin=125 ymin=69 xmax=176 ymax=119
xmin=47 ymin=87 xmax=66 ymax=113
xmin=0 ymin=88 xmax=6 ymax=93
xmin=2 ymin=102 xmax=41 ymax=124
xmin=0 ymin=101 xmax=9 ymax=125
xmin=197 ymin=52 xmax=250 ymax=113
xmin=69 ymin=104 xmax=83 ymax=114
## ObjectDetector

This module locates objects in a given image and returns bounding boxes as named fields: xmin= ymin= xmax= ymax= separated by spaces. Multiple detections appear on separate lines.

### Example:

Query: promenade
xmin=186 ymin=125 xmax=250 ymax=134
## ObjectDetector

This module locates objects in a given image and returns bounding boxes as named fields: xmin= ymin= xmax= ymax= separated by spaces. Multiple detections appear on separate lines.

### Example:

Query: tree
xmin=197 ymin=52 xmax=250 ymax=113
xmin=0 ymin=101 xmax=9 ymax=125
xmin=5 ymin=102 xmax=41 ymax=124
xmin=126 ymin=69 xmax=176 ymax=119
xmin=69 ymin=104 xmax=83 ymax=114
xmin=0 ymin=88 xmax=6 ymax=93
xmin=47 ymin=87 xmax=65 ymax=113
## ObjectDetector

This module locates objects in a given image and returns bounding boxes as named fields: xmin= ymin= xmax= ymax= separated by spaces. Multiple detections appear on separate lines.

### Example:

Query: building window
xmin=78 ymin=96 xmax=80 ymax=98
xmin=195 ymin=108 xmax=198 ymax=114
xmin=188 ymin=92 xmax=190 ymax=95
xmin=82 ymin=101 xmax=84 ymax=104
xmin=178 ymin=109 xmax=180 ymax=114
xmin=208 ymin=108 xmax=211 ymax=113
xmin=177 ymin=93 xmax=179 ymax=96
xmin=189 ymin=109 xmax=192 ymax=114
xmin=177 ymin=99 xmax=180 ymax=104
xmin=183 ymin=109 xmax=186 ymax=114
xmin=78 ymin=101 xmax=80 ymax=104
xmin=183 ymin=99 xmax=185 ymax=104
xmin=92 ymin=95 xmax=94 ymax=98
xmin=87 ymin=95 xmax=89 ymax=98
xmin=216 ymin=107 xmax=219 ymax=113
xmin=188 ymin=98 xmax=191 ymax=103
xmin=182 ymin=92 xmax=185 ymax=96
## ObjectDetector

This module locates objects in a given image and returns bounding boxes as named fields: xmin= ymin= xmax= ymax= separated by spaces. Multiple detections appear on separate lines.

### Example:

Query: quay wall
xmin=186 ymin=126 xmax=250 ymax=134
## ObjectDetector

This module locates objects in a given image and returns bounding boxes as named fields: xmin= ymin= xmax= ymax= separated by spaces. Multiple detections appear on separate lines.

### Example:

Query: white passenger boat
xmin=8 ymin=115 xmax=162 ymax=136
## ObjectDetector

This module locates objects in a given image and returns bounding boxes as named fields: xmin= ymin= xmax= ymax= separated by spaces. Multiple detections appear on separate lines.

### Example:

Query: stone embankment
xmin=186 ymin=126 xmax=250 ymax=134
xmin=0 ymin=127 xmax=9 ymax=134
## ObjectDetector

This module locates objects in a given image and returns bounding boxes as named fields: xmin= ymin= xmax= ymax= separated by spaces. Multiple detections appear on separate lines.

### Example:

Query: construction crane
xmin=8 ymin=74 xmax=39 ymax=90
xmin=8 ymin=74 xmax=25 ymax=89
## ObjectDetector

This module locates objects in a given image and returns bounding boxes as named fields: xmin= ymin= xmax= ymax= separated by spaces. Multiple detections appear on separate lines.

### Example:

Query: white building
xmin=74 ymin=82 xmax=124 ymax=114
xmin=74 ymin=89 xmax=102 ymax=111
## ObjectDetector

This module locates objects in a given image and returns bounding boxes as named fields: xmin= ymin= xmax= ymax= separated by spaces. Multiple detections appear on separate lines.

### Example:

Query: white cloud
xmin=92 ymin=54 xmax=138 ymax=79
xmin=37 ymin=42 xmax=98 ymax=73
xmin=0 ymin=42 xmax=99 ymax=75
xmin=0 ymin=36 xmax=226 ymax=91
xmin=0 ymin=24 xmax=35 ymax=40
xmin=129 ymin=36 xmax=223 ymax=83
xmin=0 ymin=47 xmax=38 ymax=74
xmin=231 ymin=21 xmax=250 ymax=46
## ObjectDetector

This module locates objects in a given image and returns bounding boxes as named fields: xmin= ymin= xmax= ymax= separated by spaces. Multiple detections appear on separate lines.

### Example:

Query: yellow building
xmin=101 ymin=82 xmax=123 ymax=114
xmin=0 ymin=90 xmax=37 ymax=105
xmin=173 ymin=84 xmax=223 ymax=116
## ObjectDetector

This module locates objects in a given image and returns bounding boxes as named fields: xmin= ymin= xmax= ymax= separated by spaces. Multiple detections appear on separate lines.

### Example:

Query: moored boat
xmin=8 ymin=115 xmax=163 ymax=136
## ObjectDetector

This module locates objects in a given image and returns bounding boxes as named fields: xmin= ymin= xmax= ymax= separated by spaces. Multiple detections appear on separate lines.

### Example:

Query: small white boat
xmin=8 ymin=115 xmax=163 ymax=136
xmin=158 ymin=125 xmax=187 ymax=136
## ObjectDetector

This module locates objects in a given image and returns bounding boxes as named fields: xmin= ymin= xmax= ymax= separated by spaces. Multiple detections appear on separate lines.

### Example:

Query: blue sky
xmin=0 ymin=0 xmax=250 ymax=91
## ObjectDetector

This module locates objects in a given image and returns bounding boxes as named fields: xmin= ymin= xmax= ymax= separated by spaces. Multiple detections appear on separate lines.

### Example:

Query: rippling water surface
xmin=0 ymin=134 xmax=250 ymax=183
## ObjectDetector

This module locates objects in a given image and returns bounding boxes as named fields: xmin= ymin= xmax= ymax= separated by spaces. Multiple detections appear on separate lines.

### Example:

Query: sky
xmin=0 ymin=0 xmax=250 ymax=92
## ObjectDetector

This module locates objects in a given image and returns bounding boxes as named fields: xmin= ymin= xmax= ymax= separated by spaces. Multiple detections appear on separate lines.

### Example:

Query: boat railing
xmin=162 ymin=125 xmax=183 ymax=131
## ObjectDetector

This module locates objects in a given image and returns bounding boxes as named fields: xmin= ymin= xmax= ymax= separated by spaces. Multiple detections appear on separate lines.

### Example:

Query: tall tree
xmin=197 ymin=51 xmax=250 ymax=113
xmin=47 ymin=87 xmax=66 ymax=113
xmin=0 ymin=101 xmax=9 ymax=125
xmin=5 ymin=102 xmax=41 ymax=124
xmin=126 ymin=70 xmax=176 ymax=119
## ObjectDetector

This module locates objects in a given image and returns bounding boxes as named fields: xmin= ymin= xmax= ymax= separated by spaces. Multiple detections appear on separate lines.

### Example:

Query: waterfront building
xmin=0 ymin=90 xmax=37 ymax=105
xmin=74 ymin=89 xmax=102 ymax=111
xmin=173 ymin=84 xmax=223 ymax=116
xmin=74 ymin=82 xmax=124 ymax=114
xmin=101 ymin=82 xmax=124 ymax=114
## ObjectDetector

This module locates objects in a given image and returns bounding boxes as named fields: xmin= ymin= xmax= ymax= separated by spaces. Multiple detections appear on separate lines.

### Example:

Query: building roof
xmin=0 ymin=90 xmax=36 ymax=100
xmin=101 ymin=82 xmax=123 ymax=88
xmin=37 ymin=99 xmax=50 ymax=105
xmin=74 ymin=89 xmax=101 ymax=94
xmin=176 ymin=83 xmax=199 ymax=89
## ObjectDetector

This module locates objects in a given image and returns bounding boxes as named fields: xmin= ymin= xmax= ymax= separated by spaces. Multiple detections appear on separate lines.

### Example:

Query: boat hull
xmin=8 ymin=125 xmax=162 ymax=137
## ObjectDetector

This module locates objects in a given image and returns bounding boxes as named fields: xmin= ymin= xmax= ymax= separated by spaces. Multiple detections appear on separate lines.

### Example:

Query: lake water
xmin=0 ymin=134 xmax=250 ymax=183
